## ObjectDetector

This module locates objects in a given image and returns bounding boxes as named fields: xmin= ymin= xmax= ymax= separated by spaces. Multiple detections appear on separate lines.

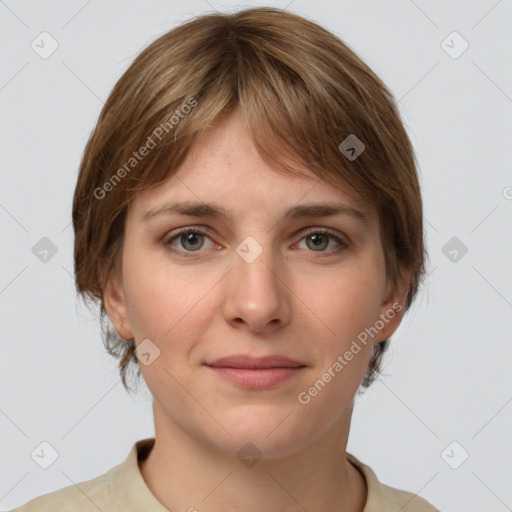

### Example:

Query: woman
xmin=14 ymin=7 xmax=438 ymax=511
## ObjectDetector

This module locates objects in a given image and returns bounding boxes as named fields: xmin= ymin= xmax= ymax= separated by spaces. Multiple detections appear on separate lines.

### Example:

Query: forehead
xmin=128 ymin=108 xmax=377 ymax=226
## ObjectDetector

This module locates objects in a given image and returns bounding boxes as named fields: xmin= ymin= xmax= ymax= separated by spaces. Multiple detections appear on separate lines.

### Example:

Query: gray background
xmin=1 ymin=1 xmax=511 ymax=510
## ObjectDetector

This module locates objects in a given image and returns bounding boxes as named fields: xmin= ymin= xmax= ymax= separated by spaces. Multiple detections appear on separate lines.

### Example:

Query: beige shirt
xmin=12 ymin=437 xmax=439 ymax=511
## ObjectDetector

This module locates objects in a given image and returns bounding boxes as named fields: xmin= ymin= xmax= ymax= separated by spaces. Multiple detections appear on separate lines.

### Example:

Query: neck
xmin=139 ymin=402 xmax=367 ymax=512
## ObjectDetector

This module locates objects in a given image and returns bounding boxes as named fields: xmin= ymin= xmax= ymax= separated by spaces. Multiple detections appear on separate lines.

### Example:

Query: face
xmin=104 ymin=108 xmax=407 ymax=460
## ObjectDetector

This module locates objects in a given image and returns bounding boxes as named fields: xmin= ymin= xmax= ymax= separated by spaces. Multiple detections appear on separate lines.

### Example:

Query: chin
xmin=211 ymin=406 xmax=318 ymax=460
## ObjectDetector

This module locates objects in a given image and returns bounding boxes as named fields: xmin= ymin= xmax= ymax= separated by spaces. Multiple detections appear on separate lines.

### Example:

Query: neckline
xmin=114 ymin=438 xmax=379 ymax=512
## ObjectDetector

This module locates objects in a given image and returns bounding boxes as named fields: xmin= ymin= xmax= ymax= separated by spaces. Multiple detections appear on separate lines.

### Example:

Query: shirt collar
xmin=108 ymin=437 xmax=168 ymax=511
xmin=346 ymin=452 xmax=396 ymax=510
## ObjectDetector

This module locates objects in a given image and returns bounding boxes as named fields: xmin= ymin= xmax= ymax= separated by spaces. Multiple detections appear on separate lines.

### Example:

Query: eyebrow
xmin=142 ymin=201 xmax=371 ymax=227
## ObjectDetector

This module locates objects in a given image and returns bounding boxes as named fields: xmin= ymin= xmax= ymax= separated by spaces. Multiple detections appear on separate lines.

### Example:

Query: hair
xmin=72 ymin=7 xmax=427 ymax=394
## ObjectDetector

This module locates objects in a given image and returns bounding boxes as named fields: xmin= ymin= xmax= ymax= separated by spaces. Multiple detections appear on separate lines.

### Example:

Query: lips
xmin=204 ymin=355 xmax=306 ymax=390
xmin=205 ymin=354 xmax=306 ymax=369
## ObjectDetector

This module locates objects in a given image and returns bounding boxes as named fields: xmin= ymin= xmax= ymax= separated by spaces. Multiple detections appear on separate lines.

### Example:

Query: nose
xmin=221 ymin=238 xmax=292 ymax=334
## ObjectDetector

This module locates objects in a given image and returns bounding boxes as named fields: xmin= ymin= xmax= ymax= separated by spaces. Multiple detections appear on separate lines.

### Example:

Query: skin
xmin=104 ymin=107 xmax=409 ymax=512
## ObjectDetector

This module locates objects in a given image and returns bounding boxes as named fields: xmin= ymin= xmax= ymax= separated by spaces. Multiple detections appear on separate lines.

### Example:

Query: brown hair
xmin=72 ymin=7 xmax=427 ymax=393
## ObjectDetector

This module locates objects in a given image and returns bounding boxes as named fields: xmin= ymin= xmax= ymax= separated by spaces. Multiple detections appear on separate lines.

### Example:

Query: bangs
xmin=101 ymin=13 xmax=385 ymax=220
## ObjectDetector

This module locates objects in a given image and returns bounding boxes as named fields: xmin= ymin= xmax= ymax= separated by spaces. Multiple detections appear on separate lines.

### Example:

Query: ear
xmin=102 ymin=269 xmax=134 ymax=340
xmin=373 ymin=268 xmax=411 ymax=343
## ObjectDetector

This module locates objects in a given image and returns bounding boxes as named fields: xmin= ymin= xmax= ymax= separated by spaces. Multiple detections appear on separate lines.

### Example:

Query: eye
xmin=163 ymin=226 xmax=350 ymax=258
xmin=296 ymin=228 xmax=350 ymax=255
xmin=164 ymin=228 xmax=216 ymax=256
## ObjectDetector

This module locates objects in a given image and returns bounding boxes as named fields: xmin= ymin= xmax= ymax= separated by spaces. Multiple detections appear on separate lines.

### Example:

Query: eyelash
xmin=163 ymin=226 xmax=350 ymax=259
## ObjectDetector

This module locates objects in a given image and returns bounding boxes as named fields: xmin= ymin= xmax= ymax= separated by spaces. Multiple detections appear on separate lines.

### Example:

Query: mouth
xmin=204 ymin=355 xmax=307 ymax=390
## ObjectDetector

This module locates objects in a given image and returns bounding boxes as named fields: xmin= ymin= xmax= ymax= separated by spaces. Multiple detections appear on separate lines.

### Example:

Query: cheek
xmin=122 ymin=253 xmax=216 ymax=342
xmin=295 ymin=271 xmax=380 ymax=409
xmin=300 ymin=265 xmax=384 ymax=347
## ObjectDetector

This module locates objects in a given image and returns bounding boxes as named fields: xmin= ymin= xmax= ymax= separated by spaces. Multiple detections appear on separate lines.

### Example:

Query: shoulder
xmin=379 ymin=482 xmax=440 ymax=511
xmin=10 ymin=438 xmax=155 ymax=512
xmin=346 ymin=452 xmax=440 ymax=512
xmin=10 ymin=469 xmax=113 ymax=512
